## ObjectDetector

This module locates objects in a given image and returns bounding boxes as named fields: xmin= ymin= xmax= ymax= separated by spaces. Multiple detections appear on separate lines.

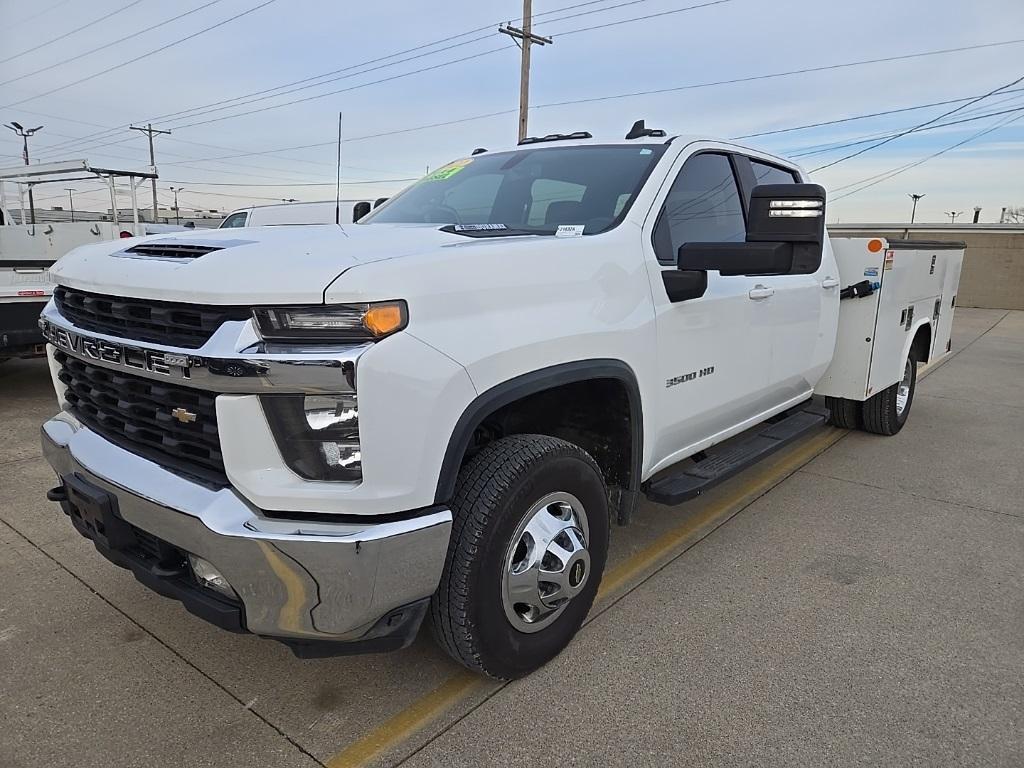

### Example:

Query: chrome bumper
xmin=42 ymin=413 xmax=452 ymax=644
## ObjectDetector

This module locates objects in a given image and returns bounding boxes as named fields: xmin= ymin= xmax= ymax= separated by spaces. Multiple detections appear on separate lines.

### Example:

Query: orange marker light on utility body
xmin=867 ymin=238 xmax=884 ymax=253
xmin=363 ymin=302 xmax=407 ymax=337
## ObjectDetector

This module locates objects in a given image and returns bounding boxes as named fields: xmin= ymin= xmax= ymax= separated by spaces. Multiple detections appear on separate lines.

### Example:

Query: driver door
xmin=642 ymin=149 xmax=774 ymax=474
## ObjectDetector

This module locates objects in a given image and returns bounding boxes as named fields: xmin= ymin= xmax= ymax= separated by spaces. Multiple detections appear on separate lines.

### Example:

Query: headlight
xmin=261 ymin=394 xmax=361 ymax=481
xmin=252 ymin=301 xmax=407 ymax=342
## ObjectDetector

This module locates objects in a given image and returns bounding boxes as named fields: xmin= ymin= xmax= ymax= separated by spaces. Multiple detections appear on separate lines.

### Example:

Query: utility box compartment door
xmin=815 ymin=237 xmax=965 ymax=401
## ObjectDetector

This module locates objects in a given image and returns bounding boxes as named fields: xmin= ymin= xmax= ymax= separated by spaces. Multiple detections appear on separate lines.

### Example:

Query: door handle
xmin=748 ymin=285 xmax=774 ymax=300
xmin=822 ymin=277 xmax=840 ymax=289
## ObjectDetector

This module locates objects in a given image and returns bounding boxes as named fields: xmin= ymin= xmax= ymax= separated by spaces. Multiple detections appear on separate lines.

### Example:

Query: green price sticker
xmin=423 ymin=157 xmax=472 ymax=182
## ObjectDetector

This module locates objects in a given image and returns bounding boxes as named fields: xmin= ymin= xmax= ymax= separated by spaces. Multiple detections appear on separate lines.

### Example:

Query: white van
xmin=219 ymin=200 xmax=370 ymax=228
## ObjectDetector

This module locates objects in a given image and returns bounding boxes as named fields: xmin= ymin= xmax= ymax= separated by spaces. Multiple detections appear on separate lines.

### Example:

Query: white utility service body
xmin=1 ymin=160 xmax=155 ymax=362
xmin=36 ymin=129 xmax=964 ymax=678
xmin=818 ymin=238 xmax=964 ymax=401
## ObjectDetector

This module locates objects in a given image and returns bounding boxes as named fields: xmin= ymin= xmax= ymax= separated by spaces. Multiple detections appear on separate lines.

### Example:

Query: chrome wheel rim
xmin=501 ymin=491 xmax=591 ymax=633
xmin=896 ymin=359 xmax=913 ymax=415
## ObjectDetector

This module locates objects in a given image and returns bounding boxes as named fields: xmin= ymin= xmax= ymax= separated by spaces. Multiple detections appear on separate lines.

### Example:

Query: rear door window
xmin=750 ymin=159 xmax=800 ymax=185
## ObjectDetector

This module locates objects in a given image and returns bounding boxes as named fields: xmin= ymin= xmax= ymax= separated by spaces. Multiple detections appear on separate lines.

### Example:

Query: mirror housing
xmin=352 ymin=201 xmax=372 ymax=222
xmin=677 ymin=183 xmax=826 ymax=278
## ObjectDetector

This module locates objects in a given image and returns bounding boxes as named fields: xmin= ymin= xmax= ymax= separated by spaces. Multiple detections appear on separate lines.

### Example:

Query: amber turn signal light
xmin=363 ymin=302 xmax=408 ymax=337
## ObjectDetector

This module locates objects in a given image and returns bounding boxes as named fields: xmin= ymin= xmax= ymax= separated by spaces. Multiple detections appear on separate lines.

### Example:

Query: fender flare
xmin=433 ymin=359 xmax=644 ymax=504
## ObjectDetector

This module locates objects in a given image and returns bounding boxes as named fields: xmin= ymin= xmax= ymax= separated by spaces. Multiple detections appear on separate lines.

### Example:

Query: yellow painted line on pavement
xmin=325 ymin=672 xmax=488 ymax=768
xmin=325 ymin=426 xmax=843 ymax=768
xmin=598 ymin=426 xmax=842 ymax=599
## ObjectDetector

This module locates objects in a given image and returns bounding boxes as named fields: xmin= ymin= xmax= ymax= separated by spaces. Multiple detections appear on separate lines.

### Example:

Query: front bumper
xmin=42 ymin=413 xmax=452 ymax=653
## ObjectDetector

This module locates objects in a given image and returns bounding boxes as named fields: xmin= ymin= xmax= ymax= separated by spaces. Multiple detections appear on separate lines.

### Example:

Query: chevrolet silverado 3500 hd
xmin=38 ymin=126 xmax=964 ymax=679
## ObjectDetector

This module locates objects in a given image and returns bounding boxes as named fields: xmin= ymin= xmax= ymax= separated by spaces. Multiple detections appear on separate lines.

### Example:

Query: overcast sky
xmin=1 ymin=0 xmax=1021 ymax=222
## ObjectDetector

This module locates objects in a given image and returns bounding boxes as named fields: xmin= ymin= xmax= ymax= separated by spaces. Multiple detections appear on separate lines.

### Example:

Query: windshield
xmin=363 ymin=144 xmax=667 ymax=235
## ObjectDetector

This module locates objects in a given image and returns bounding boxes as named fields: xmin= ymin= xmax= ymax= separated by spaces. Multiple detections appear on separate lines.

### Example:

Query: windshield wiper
xmin=440 ymin=224 xmax=553 ymax=238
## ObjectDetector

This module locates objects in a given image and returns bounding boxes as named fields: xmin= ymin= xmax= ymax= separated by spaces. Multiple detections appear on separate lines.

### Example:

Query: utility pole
xmin=169 ymin=186 xmax=185 ymax=224
xmin=65 ymin=188 xmax=76 ymax=222
xmin=130 ymin=124 xmax=170 ymax=223
xmin=908 ymin=193 xmax=924 ymax=224
xmin=946 ymin=210 xmax=963 ymax=223
xmin=4 ymin=121 xmax=43 ymax=224
xmin=499 ymin=1 xmax=553 ymax=142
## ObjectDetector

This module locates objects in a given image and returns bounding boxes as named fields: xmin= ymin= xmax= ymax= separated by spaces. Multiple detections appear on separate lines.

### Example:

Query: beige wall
xmin=830 ymin=227 xmax=1024 ymax=311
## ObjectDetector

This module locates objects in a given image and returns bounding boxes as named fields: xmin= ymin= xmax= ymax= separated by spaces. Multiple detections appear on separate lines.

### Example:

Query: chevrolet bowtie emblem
xmin=171 ymin=407 xmax=198 ymax=424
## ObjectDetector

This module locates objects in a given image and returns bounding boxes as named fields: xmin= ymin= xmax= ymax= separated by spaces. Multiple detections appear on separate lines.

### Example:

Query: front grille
xmin=56 ymin=350 xmax=226 ymax=483
xmin=54 ymin=285 xmax=250 ymax=349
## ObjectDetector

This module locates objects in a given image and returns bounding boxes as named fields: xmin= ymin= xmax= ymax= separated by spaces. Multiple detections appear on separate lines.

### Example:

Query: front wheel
xmin=430 ymin=434 xmax=609 ymax=679
xmin=862 ymin=356 xmax=917 ymax=435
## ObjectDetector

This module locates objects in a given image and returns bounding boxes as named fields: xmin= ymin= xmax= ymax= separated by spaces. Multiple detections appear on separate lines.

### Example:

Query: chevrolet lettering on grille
xmin=39 ymin=319 xmax=193 ymax=379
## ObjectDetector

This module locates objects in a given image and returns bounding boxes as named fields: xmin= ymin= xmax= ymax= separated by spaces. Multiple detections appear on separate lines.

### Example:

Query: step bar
xmin=643 ymin=404 xmax=828 ymax=506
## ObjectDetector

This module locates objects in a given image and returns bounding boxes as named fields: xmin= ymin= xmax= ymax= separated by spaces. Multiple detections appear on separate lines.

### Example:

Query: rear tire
xmin=431 ymin=434 xmax=609 ymax=679
xmin=824 ymin=396 xmax=861 ymax=429
xmin=862 ymin=357 xmax=917 ymax=435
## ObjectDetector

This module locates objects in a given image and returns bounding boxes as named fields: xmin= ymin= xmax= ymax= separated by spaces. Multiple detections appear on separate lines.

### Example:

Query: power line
xmin=732 ymin=87 xmax=1024 ymax=139
xmin=554 ymin=0 xmax=729 ymax=38
xmin=831 ymin=111 xmax=1024 ymax=201
xmin=535 ymin=39 xmax=1024 ymax=111
xmin=38 ymin=0 xmax=728 ymax=150
xmin=4 ymin=0 xmax=75 ymax=31
xmin=0 ymin=0 xmax=149 ymax=65
xmin=163 ymin=26 xmax=1024 ymax=134
xmin=810 ymin=72 xmax=1024 ymax=172
xmin=0 ymin=1 xmax=278 ymax=109
xmin=0 ymin=0 xmax=226 ymax=89
xmin=32 ymin=0 xmax=654 ymax=156
xmin=790 ymin=105 xmax=1024 ymax=159
xmin=170 ymin=0 xmax=730 ymax=130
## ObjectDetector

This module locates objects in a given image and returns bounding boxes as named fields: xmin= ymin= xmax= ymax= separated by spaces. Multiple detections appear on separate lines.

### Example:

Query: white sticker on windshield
xmin=555 ymin=224 xmax=585 ymax=238
xmin=454 ymin=223 xmax=506 ymax=232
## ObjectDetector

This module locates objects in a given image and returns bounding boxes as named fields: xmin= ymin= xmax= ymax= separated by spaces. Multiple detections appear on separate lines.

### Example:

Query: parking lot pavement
xmin=1 ymin=308 xmax=1020 ymax=768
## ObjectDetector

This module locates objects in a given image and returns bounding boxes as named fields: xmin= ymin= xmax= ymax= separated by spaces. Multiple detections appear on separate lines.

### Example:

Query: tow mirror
xmin=677 ymin=183 xmax=826 ymax=277
xmin=352 ymin=201 xmax=372 ymax=222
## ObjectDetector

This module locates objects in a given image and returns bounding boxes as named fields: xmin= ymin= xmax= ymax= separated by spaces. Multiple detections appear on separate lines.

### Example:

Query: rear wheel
xmin=824 ymin=396 xmax=861 ymax=429
xmin=862 ymin=356 xmax=917 ymax=435
xmin=431 ymin=434 xmax=609 ymax=679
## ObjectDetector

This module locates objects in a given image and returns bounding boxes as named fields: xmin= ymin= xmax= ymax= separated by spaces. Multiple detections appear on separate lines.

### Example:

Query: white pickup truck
xmin=38 ymin=126 xmax=964 ymax=679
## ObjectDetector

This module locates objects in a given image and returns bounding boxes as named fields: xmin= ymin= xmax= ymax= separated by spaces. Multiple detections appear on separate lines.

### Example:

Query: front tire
xmin=862 ymin=356 xmax=917 ymax=435
xmin=431 ymin=434 xmax=609 ymax=679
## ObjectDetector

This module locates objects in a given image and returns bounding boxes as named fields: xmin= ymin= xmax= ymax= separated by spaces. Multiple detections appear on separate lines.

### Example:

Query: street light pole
xmin=908 ymin=193 xmax=925 ymax=224
xmin=65 ymin=188 xmax=76 ymax=222
xmin=169 ymin=186 xmax=185 ymax=224
xmin=946 ymin=210 xmax=963 ymax=223
xmin=4 ymin=121 xmax=43 ymax=224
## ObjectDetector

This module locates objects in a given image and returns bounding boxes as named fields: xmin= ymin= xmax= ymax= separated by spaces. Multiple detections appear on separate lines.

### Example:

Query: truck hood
xmin=49 ymin=223 xmax=465 ymax=304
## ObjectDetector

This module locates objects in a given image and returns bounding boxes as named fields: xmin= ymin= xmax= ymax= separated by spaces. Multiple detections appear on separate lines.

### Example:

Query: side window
xmin=750 ymin=159 xmax=799 ymax=186
xmin=527 ymin=178 xmax=586 ymax=226
xmin=442 ymin=173 xmax=503 ymax=224
xmin=653 ymin=153 xmax=745 ymax=265
xmin=220 ymin=212 xmax=248 ymax=228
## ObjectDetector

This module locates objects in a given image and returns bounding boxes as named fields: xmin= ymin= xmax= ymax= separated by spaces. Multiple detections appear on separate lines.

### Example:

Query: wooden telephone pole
xmin=130 ymin=123 xmax=171 ymax=222
xmin=499 ymin=0 xmax=553 ymax=142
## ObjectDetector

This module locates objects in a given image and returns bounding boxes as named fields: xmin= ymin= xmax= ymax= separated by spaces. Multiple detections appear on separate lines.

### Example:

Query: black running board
xmin=643 ymin=404 xmax=827 ymax=506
